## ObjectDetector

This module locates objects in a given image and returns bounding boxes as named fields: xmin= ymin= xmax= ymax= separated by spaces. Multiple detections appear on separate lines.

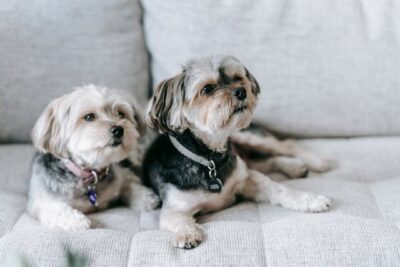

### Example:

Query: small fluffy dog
xmin=143 ymin=55 xmax=332 ymax=249
xmin=28 ymin=85 xmax=159 ymax=230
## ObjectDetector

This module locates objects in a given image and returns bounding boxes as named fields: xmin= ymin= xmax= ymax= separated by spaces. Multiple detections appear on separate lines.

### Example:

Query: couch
xmin=1 ymin=0 xmax=400 ymax=266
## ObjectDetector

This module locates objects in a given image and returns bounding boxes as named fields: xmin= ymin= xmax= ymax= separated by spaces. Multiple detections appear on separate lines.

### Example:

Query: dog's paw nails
xmin=281 ymin=191 xmax=332 ymax=213
xmin=173 ymin=229 xmax=203 ymax=249
xmin=303 ymin=194 xmax=331 ymax=213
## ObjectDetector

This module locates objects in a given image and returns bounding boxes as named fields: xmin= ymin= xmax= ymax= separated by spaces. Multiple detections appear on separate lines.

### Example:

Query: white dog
xmin=28 ymin=85 xmax=159 ymax=230
xmin=143 ymin=55 xmax=332 ymax=249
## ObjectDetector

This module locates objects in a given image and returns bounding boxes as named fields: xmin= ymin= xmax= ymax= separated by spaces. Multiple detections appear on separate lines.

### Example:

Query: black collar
xmin=172 ymin=130 xmax=236 ymax=193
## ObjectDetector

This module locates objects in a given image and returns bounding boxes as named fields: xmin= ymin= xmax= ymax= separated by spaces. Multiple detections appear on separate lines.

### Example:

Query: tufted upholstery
xmin=1 ymin=138 xmax=399 ymax=266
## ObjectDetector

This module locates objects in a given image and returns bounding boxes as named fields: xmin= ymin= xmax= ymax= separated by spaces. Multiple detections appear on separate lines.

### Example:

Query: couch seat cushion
xmin=1 ymin=137 xmax=400 ymax=266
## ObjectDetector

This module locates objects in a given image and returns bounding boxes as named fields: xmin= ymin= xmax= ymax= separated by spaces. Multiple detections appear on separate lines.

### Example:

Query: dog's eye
xmin=118 ymin=111 xmax=125 ymax=119
xmin=202 ymin=84 xmax=215 ymax=95
xmin=233 ymin=75 xmax=243 ymax=82
xmin=83 ymin=113 xmax=95 ymax=121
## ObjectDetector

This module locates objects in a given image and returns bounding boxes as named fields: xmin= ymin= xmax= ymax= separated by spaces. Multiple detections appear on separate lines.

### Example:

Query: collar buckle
xmin=169 ymin=135 xmax=224 ymax=193
xmin=208 ymin=160 xmax=217 ymax=178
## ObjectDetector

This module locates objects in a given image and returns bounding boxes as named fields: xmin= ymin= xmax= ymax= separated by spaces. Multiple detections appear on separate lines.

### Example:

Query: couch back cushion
xmin=0 ymin=0 xmax=149 ymax=142
xmin=142 ymin=0 xmax=400 ymax=137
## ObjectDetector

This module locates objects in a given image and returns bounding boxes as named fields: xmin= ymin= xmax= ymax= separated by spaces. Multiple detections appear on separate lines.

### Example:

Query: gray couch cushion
xmin=142 ymin=0 xmax=400 ymax=137
xmin=1 ymin=138 xmax=400 ymax=266
xmin=0 ymin=0 xmax=149 ymax=142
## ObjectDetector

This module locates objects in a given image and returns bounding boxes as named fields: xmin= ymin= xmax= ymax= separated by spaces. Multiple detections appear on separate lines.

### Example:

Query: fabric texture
xmin=142 ymin=0 xmax=400 ymax=137
xmin=0 ymin=0 xmax=149 ymax=142
xmin=1 ymin=138 xmax=400 ymax=266
xmin=1 ymin=0 xmax=400 ymax=266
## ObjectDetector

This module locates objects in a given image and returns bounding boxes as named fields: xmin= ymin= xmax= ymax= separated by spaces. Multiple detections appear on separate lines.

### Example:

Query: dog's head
xmin=32 ymin=84 xmax=145 ymax=169
xmin=147 ymin=55 xmax=260 ymax=136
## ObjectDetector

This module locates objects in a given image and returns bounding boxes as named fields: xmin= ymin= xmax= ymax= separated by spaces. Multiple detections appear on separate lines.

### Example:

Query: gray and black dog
xmin=143 ymin=55 xmax=332 ymax=249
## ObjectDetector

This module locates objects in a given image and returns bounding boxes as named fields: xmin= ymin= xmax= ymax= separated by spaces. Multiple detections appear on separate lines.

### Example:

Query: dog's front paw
xmin=301 ymin=193 xmax=331 ymax=212
xmin=279 ymin=191 xmax=331 ymax=213
xmin=281 ymin=158 xmax=309 ymax=178
xmin=130 ymin=189 xmax=160 ymax=212
xmin=296 ymin=193 xmax=331 ymax=213
xmin=141 ymin=190 xmax=160 ymax=211
xmin=173 ymin=227 xmax=203 ymax=249
xmin=40 ymin=208 xmax=91 ymax=230
xmin=309 ymin=159 xmax=333 ymax=173
xmin=303 ymin=155 xmax=335 ymax=173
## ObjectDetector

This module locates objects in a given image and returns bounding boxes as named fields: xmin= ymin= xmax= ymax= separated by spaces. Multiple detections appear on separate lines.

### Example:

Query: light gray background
xmin=143 ymin=0 xmax=400 ymax=137
xmin=0 ymin=0 xmax=149 ymax=142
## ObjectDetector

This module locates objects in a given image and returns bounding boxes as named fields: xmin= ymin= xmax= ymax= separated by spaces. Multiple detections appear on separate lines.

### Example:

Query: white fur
xmin=28 ymin=85 xmax=159 ymax=230
xmin=160 ymin=158 xmax=331 ymax=248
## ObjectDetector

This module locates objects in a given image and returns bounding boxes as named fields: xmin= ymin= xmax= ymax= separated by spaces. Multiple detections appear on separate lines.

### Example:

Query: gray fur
xmin=31 ymin=152 xmax=119 ymax=201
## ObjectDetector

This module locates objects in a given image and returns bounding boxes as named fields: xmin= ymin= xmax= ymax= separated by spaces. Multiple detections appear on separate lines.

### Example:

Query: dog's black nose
xmin=111 ymin=126 xmax=124 ymax=138
xmin=233 ymin=88 xmax=246 ymax=100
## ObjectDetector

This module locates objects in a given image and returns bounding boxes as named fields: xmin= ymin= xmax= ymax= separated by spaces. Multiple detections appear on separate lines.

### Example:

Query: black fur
xmin=118 ymin=158 xmax=142 ymax=177
xmin=245 ymin=68 xmax=260 ymax=95
xmin=218 ymin=67 xmax=232 ymax=85
xmin=142 ymin=130 xmax=237 ymax=200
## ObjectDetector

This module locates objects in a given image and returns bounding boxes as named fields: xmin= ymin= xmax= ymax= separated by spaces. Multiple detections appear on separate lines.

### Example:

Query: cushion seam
xmin=256 ymin=203 xmax=269 ymax=267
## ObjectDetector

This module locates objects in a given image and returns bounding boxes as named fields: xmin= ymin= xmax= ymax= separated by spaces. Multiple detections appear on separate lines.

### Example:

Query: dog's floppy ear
xmin=245 ymin=68 xmax=260 ymax=96
xmin=131 ymin=102 xmax=146 ymax=136
xmin=146 ymin=73 xmax=187 ymax=134
xmin=31 ymin=97 xmax=69 ymax=157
